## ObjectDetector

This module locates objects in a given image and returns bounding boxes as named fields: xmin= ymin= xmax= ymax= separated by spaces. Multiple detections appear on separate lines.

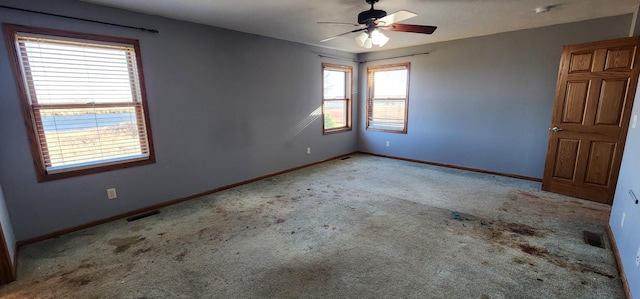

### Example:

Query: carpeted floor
xmin=0 ymin=154 xmax=625 ymax=298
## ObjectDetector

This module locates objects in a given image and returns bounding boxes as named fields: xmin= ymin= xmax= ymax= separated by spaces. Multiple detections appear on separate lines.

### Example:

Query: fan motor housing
xmin=358 ymin=9 xmax=387 ymax=24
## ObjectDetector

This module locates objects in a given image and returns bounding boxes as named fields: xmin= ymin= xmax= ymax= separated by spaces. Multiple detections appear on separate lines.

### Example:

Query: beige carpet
xmin=0 ymin=154 xmax=624 ymax=298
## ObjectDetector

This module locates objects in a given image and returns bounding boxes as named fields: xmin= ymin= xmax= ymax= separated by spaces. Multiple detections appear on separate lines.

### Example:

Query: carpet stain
xmin=451 ymin=212 xmax=541 ymax=237
xmin=258 ymin=262 xmax=333 ymax=296
xmin=446 ymin=210 xmax=618 ymax=279
xmin=129 ymin=225 xmax=146 ymax=232
xmin=198 ymin=227 xmax=211 ymax=236
xmin=175 ymin=251 xmax=187 ymax=262
xmin=519 ymin=244 xmax=547 ymax=256
xmin=512 ymin=256 xmax=527 ymax=264
xmin=108 ymin=236 xmax=145 ymax=254
xmin=57 ymin=268 xmax=94 ymax=287
xmin=518 ymin=191 xmax=540 ymax=199
xmin=487 ymin=221 xmax=542 ymax=238
xmin=66 ymin=276 xmax=92 ymax=286
xmin=451 ymin=211 xmax=476 ymax=221
xmin=132 ymin=247 xmax=152 ymax=257
xmin=507 ymin=223 xmax=538 ymax=236
xmin=501 ymin=191 xmax=609 ymax=225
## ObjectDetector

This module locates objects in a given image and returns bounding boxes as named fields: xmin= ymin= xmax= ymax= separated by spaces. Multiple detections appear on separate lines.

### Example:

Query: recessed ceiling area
xmin=79 ymin=0 xmax=640 ymax=53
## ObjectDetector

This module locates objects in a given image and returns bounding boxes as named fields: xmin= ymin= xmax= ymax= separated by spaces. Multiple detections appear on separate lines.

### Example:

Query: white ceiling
xmin=80 ymin=0 xmax=640 ymax=53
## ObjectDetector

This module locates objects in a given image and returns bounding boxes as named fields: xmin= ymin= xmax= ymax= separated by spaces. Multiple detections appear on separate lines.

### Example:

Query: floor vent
xmin=126 ymin=210 xmax=160 ymax=222
xmin=583 ymin=231 xmax=605 ymax=249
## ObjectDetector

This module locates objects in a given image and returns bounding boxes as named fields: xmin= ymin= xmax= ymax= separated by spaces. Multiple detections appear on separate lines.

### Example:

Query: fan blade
xmin=317 ymin=22 xmax=361 ymax=27
xmin=387 ymin=24 xmax=437 ymax=34
xmin=320 ymin=28 xmax=366 ymax=42
xmin=376 ymin=10 xmax=417 ymax=25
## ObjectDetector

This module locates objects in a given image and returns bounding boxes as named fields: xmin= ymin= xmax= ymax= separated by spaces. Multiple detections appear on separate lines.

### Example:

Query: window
xmin=322 ymin=63 xmax=352 ymax=134
xmin=366 ymin=63 xmax=410 ymax=133
xmin=3 ymin=24 xmax=155 ymax=181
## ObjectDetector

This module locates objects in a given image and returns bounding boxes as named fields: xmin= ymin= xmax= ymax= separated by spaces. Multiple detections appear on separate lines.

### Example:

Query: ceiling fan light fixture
xmin=378 ymin=35 xmax=389 ymax=47
xmin=355 ymin=32 xmax=369 ymax=47
xmin=370 ymin=29 xmax=381 ymax=43
xmin=371 ymin=29 xmax=389 ymax=47
xmin=363 ymin=37 xmax=373 ymax=49
xmin=321 ymin=0 xmax=437 ymax=49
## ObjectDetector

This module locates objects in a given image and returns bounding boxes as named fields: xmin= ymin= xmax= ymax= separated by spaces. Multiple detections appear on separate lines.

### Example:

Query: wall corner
xmin=630 ymin=6 xmax=640 ymax=37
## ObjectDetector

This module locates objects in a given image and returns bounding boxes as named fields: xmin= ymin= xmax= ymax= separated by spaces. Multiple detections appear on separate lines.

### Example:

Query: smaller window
xmin=367 ymin=63 xmax=410 ymax=134
xmin=322 ymin=63 xmax=352 ymax=134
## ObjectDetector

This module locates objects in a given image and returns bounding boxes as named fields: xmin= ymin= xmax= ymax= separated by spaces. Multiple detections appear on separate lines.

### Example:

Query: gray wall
xmin=357 ymin=15 xmax=632 ymax=179
xmin=0 ymin=183 xmax=15 ymax=263
xmin=630 ymin=7 xmax=640 ymax=37
xmin=608 ymin=10 xmax=640 ymax=298
xmin=609 ymin=79 xmax=640 ymax=298
xmin=0 ymin=0 xmax=358 ymax=241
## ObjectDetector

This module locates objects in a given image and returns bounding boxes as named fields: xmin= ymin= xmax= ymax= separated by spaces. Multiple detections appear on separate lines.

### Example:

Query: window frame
xmin=322 ymin=63 xmax=353 ymax=135
xmin=366 ymin=62 xmax=410 ymax=134
xmin=3 ymin=23 xmax=155 ymax=182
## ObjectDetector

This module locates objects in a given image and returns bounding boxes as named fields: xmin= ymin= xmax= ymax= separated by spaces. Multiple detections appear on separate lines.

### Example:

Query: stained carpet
xmin=0 ymin=154 xmax=623 ymax=298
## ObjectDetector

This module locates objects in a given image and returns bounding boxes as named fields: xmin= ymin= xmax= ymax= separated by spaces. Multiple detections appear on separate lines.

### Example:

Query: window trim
xmin=366 ymin=62 xmax=410 ymax=134
xmin=3 ymin=23 xmax=156 ymax=182
xmin=322 ymin=63 xmax=353 ymax=135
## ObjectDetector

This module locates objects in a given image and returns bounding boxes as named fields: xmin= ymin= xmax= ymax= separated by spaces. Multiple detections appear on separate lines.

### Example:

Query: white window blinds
xmin=16 ymin=34 xmax=151 ymax=172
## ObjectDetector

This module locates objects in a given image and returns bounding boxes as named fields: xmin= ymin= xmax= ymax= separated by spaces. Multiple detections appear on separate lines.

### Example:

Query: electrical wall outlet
xmin=107 ymin=188 xmax=117 ymax=200
xmin=306 ymin=147 xmax=311 ymax=155
xmin=621 ymin=212 xmax=626 ymax=228
xmin=632 ymin=115 xmax=638 ymax=129
xmin=636 ymin=247 xmax=640 ymax=267
xmin=386 ymin=141 xmax=390 ymax=147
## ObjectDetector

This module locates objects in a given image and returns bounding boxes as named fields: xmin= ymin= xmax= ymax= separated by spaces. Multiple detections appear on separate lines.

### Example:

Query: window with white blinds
xmin=367 ymin=63 xmax=410 ymax=133
xmin=322 ymin=63 xmax=352 ymax=134
xmin=4 ymin=24 xmax=155 ymax=181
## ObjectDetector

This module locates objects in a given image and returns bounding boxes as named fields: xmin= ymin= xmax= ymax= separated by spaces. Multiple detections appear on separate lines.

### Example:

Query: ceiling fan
xmin=319 ymin=0 xmax=437 ymax=49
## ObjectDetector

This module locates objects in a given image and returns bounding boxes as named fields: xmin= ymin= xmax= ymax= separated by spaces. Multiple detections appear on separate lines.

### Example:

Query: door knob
xmin=551 ymin=127 xmax=564 ymax=132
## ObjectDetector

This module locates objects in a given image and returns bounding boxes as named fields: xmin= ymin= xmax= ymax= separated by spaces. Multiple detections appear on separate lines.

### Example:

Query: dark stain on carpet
xmin=133 ymin=247 xmax=152 ymax=257
xmin=66 ymin=276 xmax=92 ymax=286
xmin=258 ymin=262 xmax=332 ymax=296
xmin=507 ymin=223 xmax=538 ymax=236
xmin=175 ymin=251 xmax=188 ymax=262
xmin=108 ymin=236 xmax=145 ymax=254
xmin=518 ymin=191 xmax=540 ymax=199
xmin=129 ymin=225 xmax=146 ymax=232
xmin=448 ymin=210 xmax=618 ymax=279
xmin=451 ymin=211 xmax=476 ymax=221
xmin=451 ymin=211 xmax=542 ymax=238
xmin=519 ymin=244 xmax=547 ymax=256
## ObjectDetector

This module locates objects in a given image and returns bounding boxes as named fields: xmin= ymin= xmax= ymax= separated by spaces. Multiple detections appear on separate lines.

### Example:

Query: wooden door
xmin=542 ymin=37 xmax=640 ymax=204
